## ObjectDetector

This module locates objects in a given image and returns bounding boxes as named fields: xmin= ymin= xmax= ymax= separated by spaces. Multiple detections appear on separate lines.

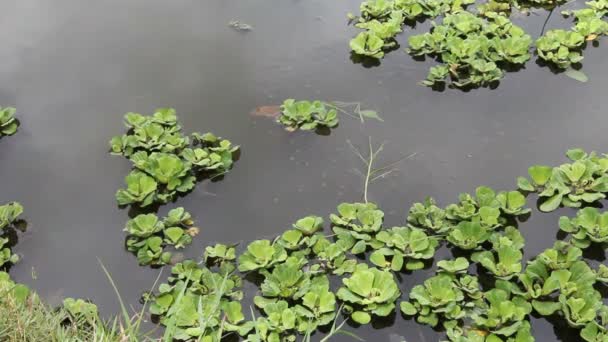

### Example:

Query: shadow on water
xmin=543 ymin=314 xmax=586 ymax=342
xmin=350 ymin=52 xmax=382 ymax=68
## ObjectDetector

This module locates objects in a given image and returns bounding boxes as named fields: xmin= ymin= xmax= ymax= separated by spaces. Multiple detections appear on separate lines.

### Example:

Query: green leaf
xmin=400 ymin=301 xmax=417 ymax=315
xmin=540 ymin=193 xmax=563 ymax=212
xmin=351 ymin=311 xmax=371 ymax=324
xmin=564 ymin=68 xmax=588 ymax=83
xmin=358 ymin=110 xmax=384 ymax=122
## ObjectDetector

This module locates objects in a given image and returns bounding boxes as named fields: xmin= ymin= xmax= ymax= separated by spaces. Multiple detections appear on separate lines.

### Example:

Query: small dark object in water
xmin=250 ymin=105 xmax=281 ymax=118
xmin=229 ymin=20 xmax=253 ymax=32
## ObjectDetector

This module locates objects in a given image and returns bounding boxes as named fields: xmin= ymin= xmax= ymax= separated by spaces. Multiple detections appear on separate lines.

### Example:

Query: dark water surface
xmin=1 ymin=0 xmax=607 ymax=341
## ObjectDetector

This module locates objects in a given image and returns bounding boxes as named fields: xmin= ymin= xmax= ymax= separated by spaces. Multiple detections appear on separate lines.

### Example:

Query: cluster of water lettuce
xmin=349 ymin=0 xmax=608 ymax=88
xmin=407 ymin=12 xmax=532 ymax=88
xmin=110 ymin=109 xmax=239 ymax=207
xmin=276 ymin=99 xmax=339 ymax=132
xmin=0 ymin=107 xmax=19 ymax=137
xmin=125 ymin=208 xmax=199 ymax=266
xmin=145 ymin=148 xmax=608 ymax=342
xmin=536 ymin=0 xmax=608 ymax=68
xmin=110 ymin=109 xmax=238 ymax=266
xmin=518 ymin=148 xmax=608 ymax=212
xmin=349 ymin=0 xmax=474 ymax=59
xmin=0 ymin=202 xmax=24 ymax=269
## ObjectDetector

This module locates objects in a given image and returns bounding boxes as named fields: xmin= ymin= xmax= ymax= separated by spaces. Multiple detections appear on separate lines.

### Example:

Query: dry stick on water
xmin=347 ymin=137 xmax=417 ymax=203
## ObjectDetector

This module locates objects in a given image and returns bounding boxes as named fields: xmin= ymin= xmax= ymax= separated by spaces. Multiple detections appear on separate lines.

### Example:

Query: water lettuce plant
xmin=0 ymin=107 xmax=19 ymax=137
xmin=407 ymin=197 xmax=451 ymax=235
xmin=371 ymin=226 xmax=438 ymax=271
xmin=518 ymin=149 xmax=608 ymax=212
xmin=0 ymin=202 xmax=24 ymax=268
xmin=463 ymin=286 xmax=532 ymax=339
xmin=559 ymin=207 xmax=608 ymax=248
xmin=407 ymin=12 xmax=532 ymax=88
xmin=330 ymin=202 xmax=384 ymax=254
xmin=336 ymin=266 xmax=400 ymax=324
xmin=471 ymin=227 xmax=524 ymax=279
xmin=237 ymin=240 xmax=288 ymax=272
xmin=124 ymin=208 xmax=198 ymax=266
xmin=149 ymin=260 xmax=252 ymax=341
xmin=400 ymin=260 xmax=483 ymax=328
xmin=111 ymin=109 xmax=239 ymax=207
xmin=277 ymin=100 xmax=338 ymax=131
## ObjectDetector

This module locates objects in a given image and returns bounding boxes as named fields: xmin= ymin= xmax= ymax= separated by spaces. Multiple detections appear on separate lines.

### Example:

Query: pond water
xmin=1 ymin=0 xmax=607 ymax=341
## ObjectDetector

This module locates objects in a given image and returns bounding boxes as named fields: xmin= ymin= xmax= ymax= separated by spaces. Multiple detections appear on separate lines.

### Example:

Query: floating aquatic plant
xmin=471 ymin=230 xmax=524 ymax=280
xmin=559 ymin=207 xmax=608 ymax=248
xmin=124 ymin=208 xmax=198 ymax=266
xmin=407 ymin=12 xmax=532 ymax=88
xmin=518 ymin=149 xmax=608 ymax=212
xmin=110 ymin=109 xmax=239 ymax=207
xmin=537 ymin=0 xmax=608 ymax=69
xmin=349 ymin=0 xmax=474 ymax=60
xmin=277 ymin=99 xmax=338 ymax=132
xmin=149 ymin=260 xmax=251 ymax=341
xmin=371 ymin=226 xmax=438 ymax=271
xmin=237 ymin=240 xmax=288 ymax=272
xmin=348 ymin=0 xmax=608 ymax=90
xmin=0 ymin=107 xmax=19 ymax=137
xmin=140 ymin=148 xmax=608 ymax=342
xmin=330 ymin=202 xmax=384 ymax=254
xmin=0 ymin=202 xmax=23 ymax=268
xmin=400 ymin=260 xmax=482 ymax=328
xmin=337 ymin=265 xmax=400 ymax=324
xmin=407 ymin=197 xmax=451 ymax=235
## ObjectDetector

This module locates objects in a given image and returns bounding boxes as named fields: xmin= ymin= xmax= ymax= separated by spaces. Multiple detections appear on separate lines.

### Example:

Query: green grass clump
xmin=0 ymin=272 xmax=124 ymax=341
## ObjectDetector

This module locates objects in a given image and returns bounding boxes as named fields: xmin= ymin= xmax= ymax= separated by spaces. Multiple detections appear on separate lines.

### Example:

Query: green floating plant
xmin=447 ymin=221 xmax=492 ymax=250
xmin=471 ymin=227 xmax=524 ymax=280
xmin=407 ymin=197 xmax=451 ymax=235
xmin=149 ymin=260 xmax=252 ymax=341
xmin=256 ymin=256 xmax=311 ymax=304
xmin=407 ymin=12 xmax=532 ymax=88
xmin=559 ymin=207 xmax=608 ymax=248
xmin=447 ymin=285 xmax=534 ymax=341
xmin=400 ymin=259 xmax=483 ymax=328
xmin=62 ymin=298 xmax=99 ymax=322
xmin=253 ymin=273 xmax=337 ymax=338
xmin=350 ymin=11 xmax=403 ymax=58
xmin=277 ymin=99 xmax=338 ymax=132
xmin=537 ymin=0 xmax=608 ymax=69
xmin=505 ymin=239 xmax=605 ymax=337
xmin=518 ymin=149 xmax=608 ymax=212
xmin=311 ymin=237 xmax=359 ymax=275
xmin=275 ymin=215 xmax=325 ymax=255
xmin=124 ymin=208 xmax=198 ymax=266
xmin=330 ymin=202 xmax=384 ymax=254
xmin=402 ymin=259 xmax=535 ymax=341
xmin=337 ymin=265 xmax=401 ymax=324
xmin=0 ymin=107 xmax=19 ymax=137
xmin=110 ymin=109 xmax=239 ymax=207
xmin=371 ymin=226 xmax=438 ymax=271
xmin=237 ymin=239 xmax=288 ymax=272
xmin=0 ymin=202 xmax=24 ymax=268
xmin=349 ymin=0 xmax=475 ymax=59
